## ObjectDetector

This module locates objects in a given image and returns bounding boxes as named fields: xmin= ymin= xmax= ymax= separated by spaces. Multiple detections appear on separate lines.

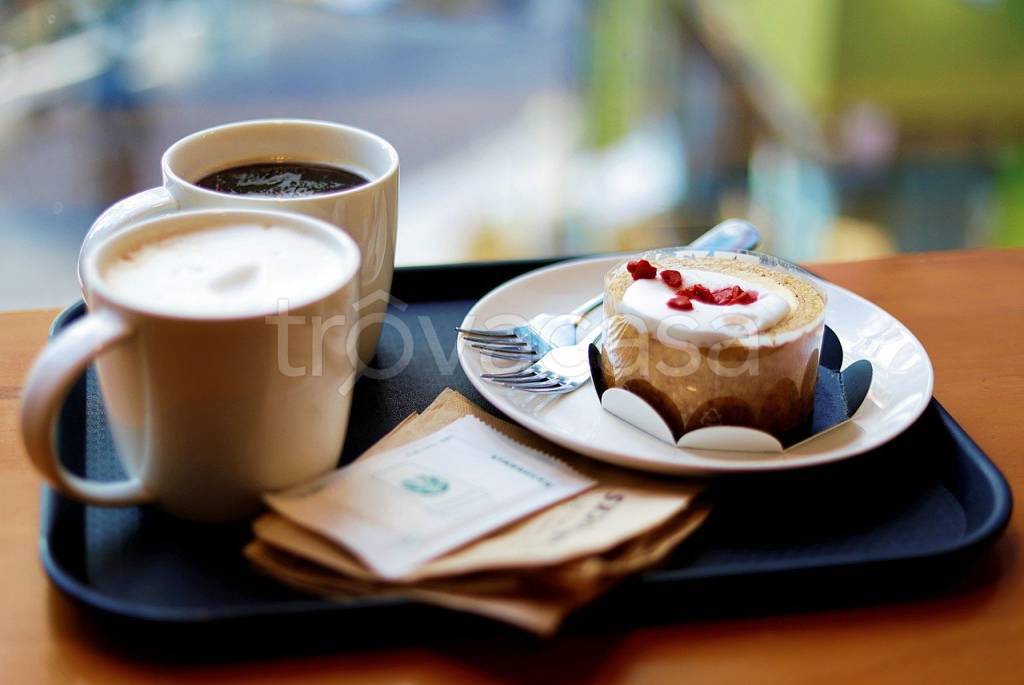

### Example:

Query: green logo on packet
xmin=402 ymin=474 xmax=449 ymax=496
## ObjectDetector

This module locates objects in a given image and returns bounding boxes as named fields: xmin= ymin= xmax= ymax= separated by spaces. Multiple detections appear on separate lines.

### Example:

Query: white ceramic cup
xmin=23 ymin=209 xmax=362 ymax=522
xmin=79 ymin=118 xmax=398 ymax=366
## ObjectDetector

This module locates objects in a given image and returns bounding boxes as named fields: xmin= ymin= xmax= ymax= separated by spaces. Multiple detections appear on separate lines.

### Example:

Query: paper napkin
xmin=248 ymin=388 xmax=709 ymax=635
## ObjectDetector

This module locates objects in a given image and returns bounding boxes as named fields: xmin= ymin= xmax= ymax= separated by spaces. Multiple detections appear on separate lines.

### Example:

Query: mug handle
xmin=20 ymin=309 xmax=155 ymax=506
xmin=79 ymin=187 xmax=179 ymax=286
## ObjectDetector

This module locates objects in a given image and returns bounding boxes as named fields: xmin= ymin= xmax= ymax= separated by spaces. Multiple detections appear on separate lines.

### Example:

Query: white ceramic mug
xmin=79 ymin=118 xmax=398 ymax=366
xmin=23 ymin=209 xmax=361 ymax=522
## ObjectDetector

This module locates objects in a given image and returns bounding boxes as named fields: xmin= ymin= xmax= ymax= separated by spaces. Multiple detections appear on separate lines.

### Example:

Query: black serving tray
xmin=40 ymin=259 xmax=1012 ymax=651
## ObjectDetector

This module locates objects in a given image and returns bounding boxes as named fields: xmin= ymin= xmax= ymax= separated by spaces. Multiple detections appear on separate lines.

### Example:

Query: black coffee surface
xmin=196 ymin=162 xmax=369 ymax=197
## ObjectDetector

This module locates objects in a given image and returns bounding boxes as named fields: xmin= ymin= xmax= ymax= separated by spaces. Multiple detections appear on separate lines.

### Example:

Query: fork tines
xmin=470 ymin=347 xmax=539 ymax=361
xmin=460 ymin=327 xmax=540 ymax=359
xmin=455 ymin=326 xmax=517 ymax=338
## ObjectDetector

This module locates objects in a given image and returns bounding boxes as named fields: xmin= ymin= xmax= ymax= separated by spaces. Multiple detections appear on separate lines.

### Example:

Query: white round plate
xmin=458 ymin=256 xmax=934 ymax=475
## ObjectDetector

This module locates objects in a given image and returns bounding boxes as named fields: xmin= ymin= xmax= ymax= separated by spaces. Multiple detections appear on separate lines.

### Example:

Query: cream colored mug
xmin=79 ymin=118 xmax=398 ymax=366
xmin=22 ymin=209 xmax=361 ymax=521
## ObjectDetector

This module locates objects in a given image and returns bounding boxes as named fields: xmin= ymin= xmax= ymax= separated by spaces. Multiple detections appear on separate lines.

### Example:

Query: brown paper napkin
xmin=246 ymin=388 xmax=710 ymax=635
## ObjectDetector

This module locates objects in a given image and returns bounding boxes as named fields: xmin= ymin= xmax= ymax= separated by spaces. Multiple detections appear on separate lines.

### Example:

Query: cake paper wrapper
xmin=591 ymin=326 xmax=872 ymax=453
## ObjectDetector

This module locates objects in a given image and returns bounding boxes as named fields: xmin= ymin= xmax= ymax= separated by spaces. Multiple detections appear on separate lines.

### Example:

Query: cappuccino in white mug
xmin=21 ymin=209 xmax=362 ymax=521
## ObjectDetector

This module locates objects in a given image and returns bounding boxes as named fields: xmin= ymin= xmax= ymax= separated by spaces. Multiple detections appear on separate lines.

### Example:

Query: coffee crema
xmin=196 ymin=162 xmax=369 ymax=198
xmin=102 ymin=222 xmax=347 ymax=318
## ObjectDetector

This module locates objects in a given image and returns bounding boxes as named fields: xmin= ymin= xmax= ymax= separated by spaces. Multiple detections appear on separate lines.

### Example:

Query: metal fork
xmin=458 ymin=219 xmax=761 ymax=361
xmin=480 ymin=324 xmax=604 ymax=394
xmin=457 ymin=294 xmax=603 ymax=362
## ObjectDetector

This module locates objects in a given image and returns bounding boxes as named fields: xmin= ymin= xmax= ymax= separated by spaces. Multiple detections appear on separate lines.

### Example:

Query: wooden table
xmin=1 ymin=249 xmax=1021 ymax=684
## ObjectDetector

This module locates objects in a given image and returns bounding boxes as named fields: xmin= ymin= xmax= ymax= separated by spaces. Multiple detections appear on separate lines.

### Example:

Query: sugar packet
xmin=264 ymin=415 xmax=595 ymax=580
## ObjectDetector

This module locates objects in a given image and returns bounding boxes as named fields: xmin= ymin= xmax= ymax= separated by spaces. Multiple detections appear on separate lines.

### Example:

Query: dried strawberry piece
xmin=712 ymin=286 xmax=742 ymax=305
xmin=677 ymin=282 xmax=760 ymax=306
xmin=681 ymin=284 xmax=715 ymax=304
xmin=659 ymin=269 xmax=683 ymax=289
xmin=716 ymin=287 xmax=759 ymax=305
xmin=666 ymin=294 xmax=693 ymax=311
xmin=626 ymin=259 xmax=657 ymax=280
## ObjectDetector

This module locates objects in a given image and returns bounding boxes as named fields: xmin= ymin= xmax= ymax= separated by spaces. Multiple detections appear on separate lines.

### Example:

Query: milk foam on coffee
xmin=102 ymin=223 xmax=345 ymax=317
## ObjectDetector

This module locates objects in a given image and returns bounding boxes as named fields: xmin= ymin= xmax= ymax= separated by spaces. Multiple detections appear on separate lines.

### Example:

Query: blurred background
xmin=2 ymin=0 xmax=1023 ymax=309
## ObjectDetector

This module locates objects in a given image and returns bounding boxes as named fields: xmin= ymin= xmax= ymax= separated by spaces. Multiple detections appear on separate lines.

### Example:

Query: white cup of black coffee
xmin=79 ymin=119 xmax=399 ymax=366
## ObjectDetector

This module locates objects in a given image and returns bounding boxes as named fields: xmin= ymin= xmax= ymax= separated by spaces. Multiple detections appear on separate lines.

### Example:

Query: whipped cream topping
xmin=617 ymin=268 xmax=792 ymax=346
